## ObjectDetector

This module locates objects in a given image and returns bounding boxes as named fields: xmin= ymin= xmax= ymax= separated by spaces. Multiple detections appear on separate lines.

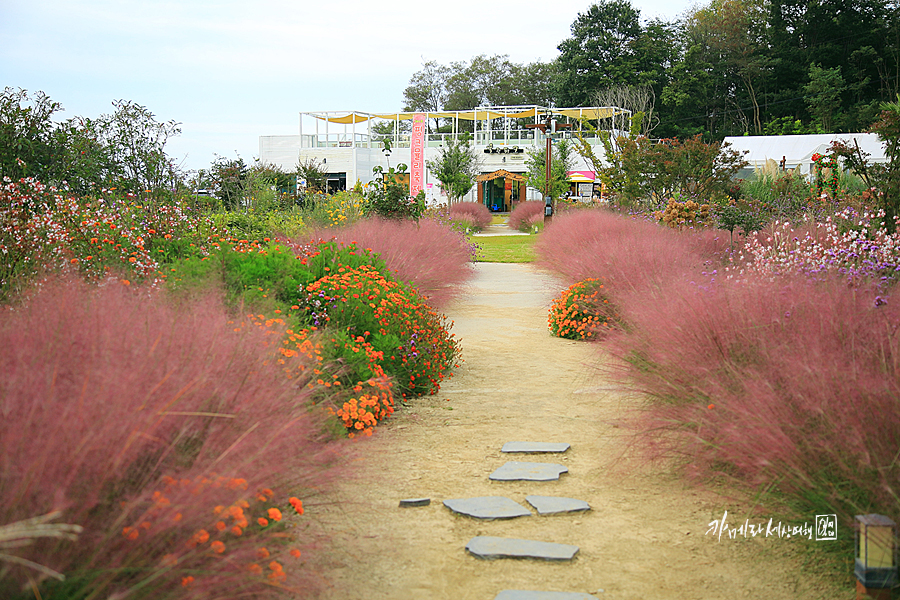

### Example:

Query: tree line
xmin=402 ymin=0 xmax=900 ymax=138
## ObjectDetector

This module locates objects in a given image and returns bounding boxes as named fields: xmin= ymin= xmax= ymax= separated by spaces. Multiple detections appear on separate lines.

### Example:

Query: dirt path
xmin=307 ymin=263 xmax=844 ymax=600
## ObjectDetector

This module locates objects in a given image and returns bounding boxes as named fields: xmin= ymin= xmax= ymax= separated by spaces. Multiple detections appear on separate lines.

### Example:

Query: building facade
xmin=259 ymin=106 xmax=624 ymax=208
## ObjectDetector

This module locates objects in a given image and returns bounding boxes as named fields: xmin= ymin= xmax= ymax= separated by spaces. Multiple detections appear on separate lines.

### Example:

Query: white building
xmin=259 ymin=105 xmax=624 ymax=210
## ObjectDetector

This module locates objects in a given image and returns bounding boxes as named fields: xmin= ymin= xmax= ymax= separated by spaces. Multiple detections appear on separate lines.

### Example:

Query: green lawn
xmin=473 ymin=235 xmax=536 ymax=263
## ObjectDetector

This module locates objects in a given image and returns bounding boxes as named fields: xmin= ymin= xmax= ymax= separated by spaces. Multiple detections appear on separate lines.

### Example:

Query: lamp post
xmin=525 ymin=112 xmax=571 ymax=225
xmin=856 ymin=514 xmax=897 ymax=600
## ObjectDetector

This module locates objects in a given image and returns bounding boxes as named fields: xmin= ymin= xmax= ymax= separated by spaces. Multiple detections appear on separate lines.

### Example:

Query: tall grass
xmin=301 ymin=217 xmax=474 ymax=309
xmin=535 ymin=207 xmax=900 ymax=528
xmin=508 ymin=201 xmax=545 ymax=231
xmin=0 ymin=277 xmax=347 ymax=599
xmin=448 ymin=202 xmax=491 ymax=230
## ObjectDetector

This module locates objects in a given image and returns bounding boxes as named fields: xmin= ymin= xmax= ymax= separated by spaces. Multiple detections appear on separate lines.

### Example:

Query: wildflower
xmin=231 ymin=525 xmax=243 ymax=536
xmin=289 ymin=497 xmax=304 ymax=515
xmin=289 ymin=548 xmax=302 ymax=558
xmin=210 ymin=540 xmax=225 ymax=554
xmin=181 ymin=576 xmax=194 ymax=588
xmin=267 ymin=507 xmax=282 ymax=522
xmin=257 ymin=547 xmax=270 ymax=559
xmin=258 ymin=517 xmax=269 ymax=527
xmin=248 ymin=563 xmax=263 ymax=575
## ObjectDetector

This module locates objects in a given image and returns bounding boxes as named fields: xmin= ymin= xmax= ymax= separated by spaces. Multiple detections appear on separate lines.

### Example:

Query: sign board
xmin=411 ymin=113 xmax=426 ymax=198
xmin=578 ymin=183 xmax=593 ymax=197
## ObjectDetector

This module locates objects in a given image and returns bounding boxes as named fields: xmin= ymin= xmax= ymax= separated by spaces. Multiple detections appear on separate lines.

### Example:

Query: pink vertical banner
xmin=411 ymin=113 xmax=426 ymax=197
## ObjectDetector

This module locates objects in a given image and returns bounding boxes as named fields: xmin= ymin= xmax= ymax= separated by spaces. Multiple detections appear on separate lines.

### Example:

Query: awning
xmin=309 ymin=107 xmax=624 ymax=124
xmin=477 ymin=169 xmax=527 ymax=182
xmin=567 ymin=171 xmax=597 ymax=182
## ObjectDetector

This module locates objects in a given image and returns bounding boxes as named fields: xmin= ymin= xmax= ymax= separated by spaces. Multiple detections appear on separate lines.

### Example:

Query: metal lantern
xmin=856 ymin=514 xmax=897 ymax=600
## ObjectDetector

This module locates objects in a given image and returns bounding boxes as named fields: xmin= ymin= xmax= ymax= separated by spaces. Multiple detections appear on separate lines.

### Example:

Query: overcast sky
xmin=1 ymin=0 xmax=697 ymax=172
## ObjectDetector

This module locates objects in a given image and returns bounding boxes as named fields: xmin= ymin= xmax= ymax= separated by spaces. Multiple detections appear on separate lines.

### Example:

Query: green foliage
xmin=209 ymin=155 xmax=248 ymax=210
xmin=739 ymin=169 xmax=813 ymax=221
xmin=554 ymin=0 xmax=645 ymax=107
xmin=427 ymin=134 xmax=479 ymax=203
xmin=804 ymin=64 xmax=846 ymax=133
xmin=365 ymin=165 xmax=424 ymax=220
xmin=714 ymin=202 xmax=764 ymax=246
xmin=0 ymin=88 xmax=63 ymax=183
xmin=832 ymin=95 xmax=900 ymax=232
xmin=303 ymin=265 xmax=460 ymax=398
xmin=296 ymin=157 xmax=327 ymax=193
xmin=525 ymin=139 xmax=575 ymax=201
xmin=598 ymin=133 xmax=748 ymax=207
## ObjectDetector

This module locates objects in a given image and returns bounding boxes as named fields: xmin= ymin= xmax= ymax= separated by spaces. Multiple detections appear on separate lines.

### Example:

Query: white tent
xmin=723 ymin=133 xmax=887 ymax=178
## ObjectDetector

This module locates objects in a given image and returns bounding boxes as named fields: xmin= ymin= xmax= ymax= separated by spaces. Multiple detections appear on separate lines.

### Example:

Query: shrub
xmin=0 ymin=277 xmax=346 ymax=599
xmin=302 ymin=265 xmax=460 ymax=399
xmin=448 ymin=202 xmax=491 ymax=230
xmin=548 ymin=278 xmax=617 ymax=340
xmin=306 ymin=217 xmax=475 ymax=309
xmin=508 ymin=200 xmax=545 ymax=231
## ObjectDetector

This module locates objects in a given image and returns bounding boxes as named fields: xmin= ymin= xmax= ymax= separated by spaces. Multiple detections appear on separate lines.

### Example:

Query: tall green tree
xmin=554 ymin=0 xmax=645 ymax=107
xmin=525 ymin=139 xmax=575 ymax=201
xmin=804 ymin=64 xmax=846 ymax=132
xmin=427 ymin=135 xmax=480 ymax=204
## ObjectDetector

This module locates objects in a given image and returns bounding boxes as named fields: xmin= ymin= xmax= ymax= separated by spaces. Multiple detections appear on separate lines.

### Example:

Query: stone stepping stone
xmin=501 ymin=442 xmax=570 ymax=454
xmin=489 ymin=461 xmax=568 ymax=481
xmin=444 ymin=496 xmax=532 ymax=520
xmin=525 ymin=495 xmax=591 ymax=516
xmin=399 ymin=498 xmax=430 ymax=508
xmin=466 ymin=536 xmax=579 ymax=561
xmin=494 ymin=592 xmax=599 ymax=600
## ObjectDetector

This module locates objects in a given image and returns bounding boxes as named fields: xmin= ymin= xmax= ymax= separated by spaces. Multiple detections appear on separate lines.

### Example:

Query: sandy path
xmin=306 ymin=263 xmax=844 ymax=600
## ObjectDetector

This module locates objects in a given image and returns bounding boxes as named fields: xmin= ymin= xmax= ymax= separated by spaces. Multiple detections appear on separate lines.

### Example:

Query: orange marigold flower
xmin=289 ymin=548 xmax=302 ymax=558
xmin=248 ymin=563 xmax=263 ymax=575
xmin=215 ymin=521 xmax=227 ymax=531
xmin=257 ymin=547 xmax=270 ymax=559
xmin=269 ymin=560 xmax=283 ymax=572
xmin=289 ymin=497 xmax=304 ymax=515
xmin=213 ymin=505 xmax=225 ymax=515
xmin=258 ymin=517 xmax=269 ymax=527
xmin=231 ymin=525 xmax=243 ymax=536
xmin=211 ymin=540 xmax=225 ymax=554
xmin=267 ymin=507 xmax=282 ymax=522
xmin=181 ymin=576 xmax=194 ymax=587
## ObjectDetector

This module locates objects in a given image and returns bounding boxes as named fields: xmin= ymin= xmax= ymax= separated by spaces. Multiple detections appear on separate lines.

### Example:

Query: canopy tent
xmin=723 ymin=134 xmax=887 ymax=176
xmin=307 ymin=106 xmax=625 ymax=124
xmin=567 ymin=170 xmax=596 ymax=182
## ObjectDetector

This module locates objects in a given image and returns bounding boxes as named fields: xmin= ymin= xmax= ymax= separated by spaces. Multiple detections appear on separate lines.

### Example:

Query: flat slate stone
xmin=444 ymin=496 xmax=532 ymax=520
xmin=501 ymin=442 xmax=571 ymax=454
xmin=465 ymin=536 xmax=579 ymax=561
xmin=489 ymin=461 xmax=568 ymax=481
xmin=399 ymin=498 xmax=431 ymax=508
xmin=494 ymin=592 xmax=599 ymax=600
xmin=525 ymin=495 xmax=591 ymax=516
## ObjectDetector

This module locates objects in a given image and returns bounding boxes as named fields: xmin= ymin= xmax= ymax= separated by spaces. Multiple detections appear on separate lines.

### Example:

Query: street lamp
xmin=525 ymin=112 xmax=571 ymax=225
xmin=856 ymin=514 xmax=897 ymax=600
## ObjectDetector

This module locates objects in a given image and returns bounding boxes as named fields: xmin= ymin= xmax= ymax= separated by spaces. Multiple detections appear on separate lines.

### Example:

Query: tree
xmin=95 ymin=99 xmax=181 ymax=200
xmin=209 ymin=155 xmax=248 ymax=211
xmin=804 ymin=64 xmax=846 ymax=132
xmin=296 ymin=157 xmax=327 ymax=193
xmin=525 ymin=139 xmax=575 ymax=201
xmin=427 ymin=134 xmax=480 ymax=204
xmin=0 ymin=88 xmax=62 ymax=182
xmin=554 ymin=0 xmax=645 ymax=107
xmin=403 ymin=60 xmax=450 ymax=132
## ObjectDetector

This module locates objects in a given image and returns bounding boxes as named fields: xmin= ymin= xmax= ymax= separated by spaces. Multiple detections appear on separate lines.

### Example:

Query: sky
xmin=1 ymin=0 xmax=697 ymax=172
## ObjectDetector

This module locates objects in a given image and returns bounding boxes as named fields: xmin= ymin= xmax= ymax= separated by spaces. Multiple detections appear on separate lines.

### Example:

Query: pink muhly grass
xmin=448 ymin=202 xmax=491 ymax=229
xmin=534 ymin=209 xmax=715 ymax=301
xmin=301 ymin=217 xmax=474 ymax=308
xmin=0 ymin=276 xmax=348 ymax=598
xmin=508 ymin=201 xmax=544 ymax=231
xmin=606 ymin=273 xmax=900 ymax=521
